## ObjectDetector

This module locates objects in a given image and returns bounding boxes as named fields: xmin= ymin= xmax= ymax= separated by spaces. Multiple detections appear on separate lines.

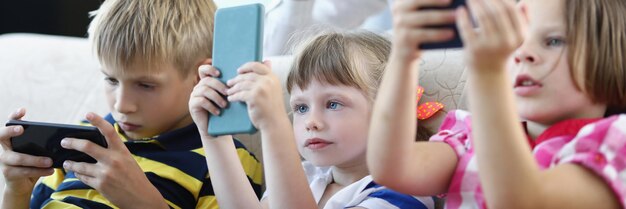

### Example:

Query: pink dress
xmin=430 ymin=110 xmax=626 ymax=209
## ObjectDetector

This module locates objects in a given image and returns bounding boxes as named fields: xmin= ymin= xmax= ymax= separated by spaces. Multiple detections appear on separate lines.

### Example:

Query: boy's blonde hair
xmin=286 ymin=31 xmax=390 ymax=101
xmin=88 ymin=0 xmax=216 ymax=76
xmin=566 ymin=0 xmax=626 ymax=111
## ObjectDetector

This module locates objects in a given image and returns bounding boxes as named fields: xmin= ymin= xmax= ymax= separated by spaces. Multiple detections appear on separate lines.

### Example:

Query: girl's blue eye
xmin=327 ymin=101 xmax=343 ymax=110
xmin=295 ymin=105 xmax=309 ymax=114
xmin=546 ymin=38 xmax=565 ymax=47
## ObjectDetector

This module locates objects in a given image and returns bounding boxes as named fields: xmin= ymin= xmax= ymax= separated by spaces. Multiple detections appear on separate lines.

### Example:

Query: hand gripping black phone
xmin=419 ymin=0 xmax=467 ymax=50
xmin=5 ymin=120 xmax=108 ymax=168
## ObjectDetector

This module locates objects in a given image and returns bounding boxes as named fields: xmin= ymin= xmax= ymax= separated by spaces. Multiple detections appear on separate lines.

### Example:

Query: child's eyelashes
xmin=103 ymin=77 xmax=156 ymax=90
xmin=327 ymin=101 xmax=344 ymax=110
xmin=138 ymin=83 xmax=156 ymax=90
xmin=104 ymin=77 xmax=119 ymax=85
xmin=545 ymin=37 xmax=566 ymax=47
xmin=293 ymin=104 xmax=309 ymax=114
xmin=292 ymin=101 xmax=344 ymax=114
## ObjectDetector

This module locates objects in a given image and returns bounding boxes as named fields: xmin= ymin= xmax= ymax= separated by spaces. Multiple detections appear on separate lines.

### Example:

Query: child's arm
xmin=0 ymin=108 xmax=54 ymax=209
xmin=189 ymin=63 xmax=264 ymax=209
xmin=59 ymin=113 xmax=169 ymax=209
xmin=367 ymin=0 xmax=460 ymax=196
xmin=457 ymin=0 xmax=620 ymax=208
xmin=227 ymin=62 xmax=317 ymax=209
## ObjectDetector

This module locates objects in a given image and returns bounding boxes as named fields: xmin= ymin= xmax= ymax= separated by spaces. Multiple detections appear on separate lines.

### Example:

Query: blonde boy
xmin=0 ymin=0 xmax=263 ymax=208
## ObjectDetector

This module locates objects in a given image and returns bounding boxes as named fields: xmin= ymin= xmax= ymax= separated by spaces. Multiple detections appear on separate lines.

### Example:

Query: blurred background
xmin=0 ymin=0 xmax=270 ymax=37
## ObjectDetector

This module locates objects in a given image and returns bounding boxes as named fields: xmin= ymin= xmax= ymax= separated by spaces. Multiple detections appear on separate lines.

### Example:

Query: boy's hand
xmin=60 ymin=113 xmax=168 ymax=209
xmin=390 ymin=0 xmax=457 ymax=61
xmin=457 ymin=0 xmax=524 ymax=73
xmin=189 ymin=61 xmax=229 ymax=138
xmin=226 ymin=61 xmax=286 ymax=131
xmin=0 ymin=108 xmax=54 ymax=195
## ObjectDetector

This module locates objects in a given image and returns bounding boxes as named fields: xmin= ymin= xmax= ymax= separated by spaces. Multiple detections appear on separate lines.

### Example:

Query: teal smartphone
xmin=208 ymin=3 xmax=264 ymax=136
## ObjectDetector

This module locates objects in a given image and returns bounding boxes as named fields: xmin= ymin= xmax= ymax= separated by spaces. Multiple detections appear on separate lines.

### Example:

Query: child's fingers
xmin=237 ymin=62 xmax=271 ymax=75
xmin=263 ymin=60 xmax=272 ymax=69
xmin=516 ymin=1 xmax=529 ymax=35
xmin=192 ymin=96 xmax=222 ymax=116
xmin=0 ymin=166 xmax=54 ymax=178
xmin=487 ymin=0 xmax=511 ymax=34
xmin=0 ymin=151 xmax=53 ymax=168
xmin=226 ymin=80 xmax=254 ymax=96
xmin=7 ymin=108 xmax=26 ymax=120
xmin=456 ymin=6 xmax=476 ymax=46
xmin=227 ymin=91 xmax=250 ymax=103
xmin=227 ymin=73 xmax=258 ymax=87
xmin=63 ymin=160 xmax=97 ymax=177
xmin=73 ymin=172 xmax=97 ymax=189
xmin=200 ymin=86 xmax=228 ymax=109
xmin=198 ymin=65 xmax=220 ymax=79
xmin=397 ymin=10 xmax=456 ymax=28
xmin=393 ymin=0 xmax=453 ymax=13
xmin=505 ymin=0 xmax=525 ymax=45
xmin=191 ymin=83 xmax=226 ymax=112
xmin=408 ymin=29 xmax=456 ymax=44
xmin=85 ymin=113 xmax=125 ymax=151
xmin=195 ymin=77 xmax=228 ymax=95
xmin=60 ymin=138 xmax=108 ymax=161
xmin=0 ymin=125 xmax=23 ymax=147
xmin=468 ymin=0 xmax=494 ymax=37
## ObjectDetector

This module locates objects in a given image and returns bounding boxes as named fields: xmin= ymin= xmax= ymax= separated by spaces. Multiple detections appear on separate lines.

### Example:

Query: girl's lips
xmin=119 ymin=122 xmax=141 ymax=132
xmin=514 ymin=74 xmax=543 ymax=97
xmin=304 ymin=138 xmax=333 ymax=150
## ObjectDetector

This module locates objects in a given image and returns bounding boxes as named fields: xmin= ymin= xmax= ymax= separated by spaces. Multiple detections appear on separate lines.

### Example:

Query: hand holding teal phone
xmin=208 ymin=3 xmax=264 ymax=136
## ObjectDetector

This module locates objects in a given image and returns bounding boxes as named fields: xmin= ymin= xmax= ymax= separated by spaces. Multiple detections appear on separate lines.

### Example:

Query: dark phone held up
xmin=419 ymin=0 xmax=467 ymax=50
xmin=5 ymin=120 xmax=108 ymax=168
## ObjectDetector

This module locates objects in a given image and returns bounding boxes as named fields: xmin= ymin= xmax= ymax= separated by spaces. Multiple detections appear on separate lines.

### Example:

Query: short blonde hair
xmin=566 ymin=0 xmax=626 ymax=110
xmin=88 ymin=0 xmax=216 ymax=76
xmin=286 ymin=31 xmax=391 ymax=101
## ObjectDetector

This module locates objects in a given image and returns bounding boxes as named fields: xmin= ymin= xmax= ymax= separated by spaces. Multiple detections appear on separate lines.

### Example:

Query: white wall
xmin=214 ymin=0 xmax=271 ymax=8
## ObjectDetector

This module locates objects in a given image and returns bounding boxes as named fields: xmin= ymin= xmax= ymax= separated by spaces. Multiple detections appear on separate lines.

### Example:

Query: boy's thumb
xmin=263 ymin=60 xmax=272 ymax=68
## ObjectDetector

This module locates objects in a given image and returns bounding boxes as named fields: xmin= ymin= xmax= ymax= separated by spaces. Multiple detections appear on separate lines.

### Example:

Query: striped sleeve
xmin=353 ymin=184 xmax=435 ymax=209
xmin=30 ymin=168 xmax=65 ymax=208
xmin=234 ymin=139 xmax=264 ymax=198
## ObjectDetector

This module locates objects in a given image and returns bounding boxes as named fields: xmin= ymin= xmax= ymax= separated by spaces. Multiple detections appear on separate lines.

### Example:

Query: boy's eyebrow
xmin=100 ymin=69 xmax=110 ymax=77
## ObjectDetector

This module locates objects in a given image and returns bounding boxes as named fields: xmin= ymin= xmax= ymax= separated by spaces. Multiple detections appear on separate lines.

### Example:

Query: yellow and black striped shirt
xmin=30 ymin=114 xmax=263 ymax=209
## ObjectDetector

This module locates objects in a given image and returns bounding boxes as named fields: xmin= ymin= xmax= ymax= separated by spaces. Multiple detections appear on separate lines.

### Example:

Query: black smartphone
xmin=5 ymin=120 xmax=108 ymax=168
xmin=419 ymin=0 xmax=467 ymax=50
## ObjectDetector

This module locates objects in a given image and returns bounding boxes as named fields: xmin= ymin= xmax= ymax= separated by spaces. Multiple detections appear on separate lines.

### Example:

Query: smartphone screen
xmin=6 ymin=120 xmax=107 ymax=168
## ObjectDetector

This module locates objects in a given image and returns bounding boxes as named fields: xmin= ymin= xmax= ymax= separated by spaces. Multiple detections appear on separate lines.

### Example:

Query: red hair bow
xmin=416 ymin=86 xmax=444 ymax=120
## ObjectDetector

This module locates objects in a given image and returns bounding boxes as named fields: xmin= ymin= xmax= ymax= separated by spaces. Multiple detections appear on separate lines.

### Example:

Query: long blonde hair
xmin=566 ymin=0 xmax=626 ymax=114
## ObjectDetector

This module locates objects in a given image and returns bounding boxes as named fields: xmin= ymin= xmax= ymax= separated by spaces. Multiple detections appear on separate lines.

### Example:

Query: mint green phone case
xmin=208 ymin=3 xmax=264 ymax=136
